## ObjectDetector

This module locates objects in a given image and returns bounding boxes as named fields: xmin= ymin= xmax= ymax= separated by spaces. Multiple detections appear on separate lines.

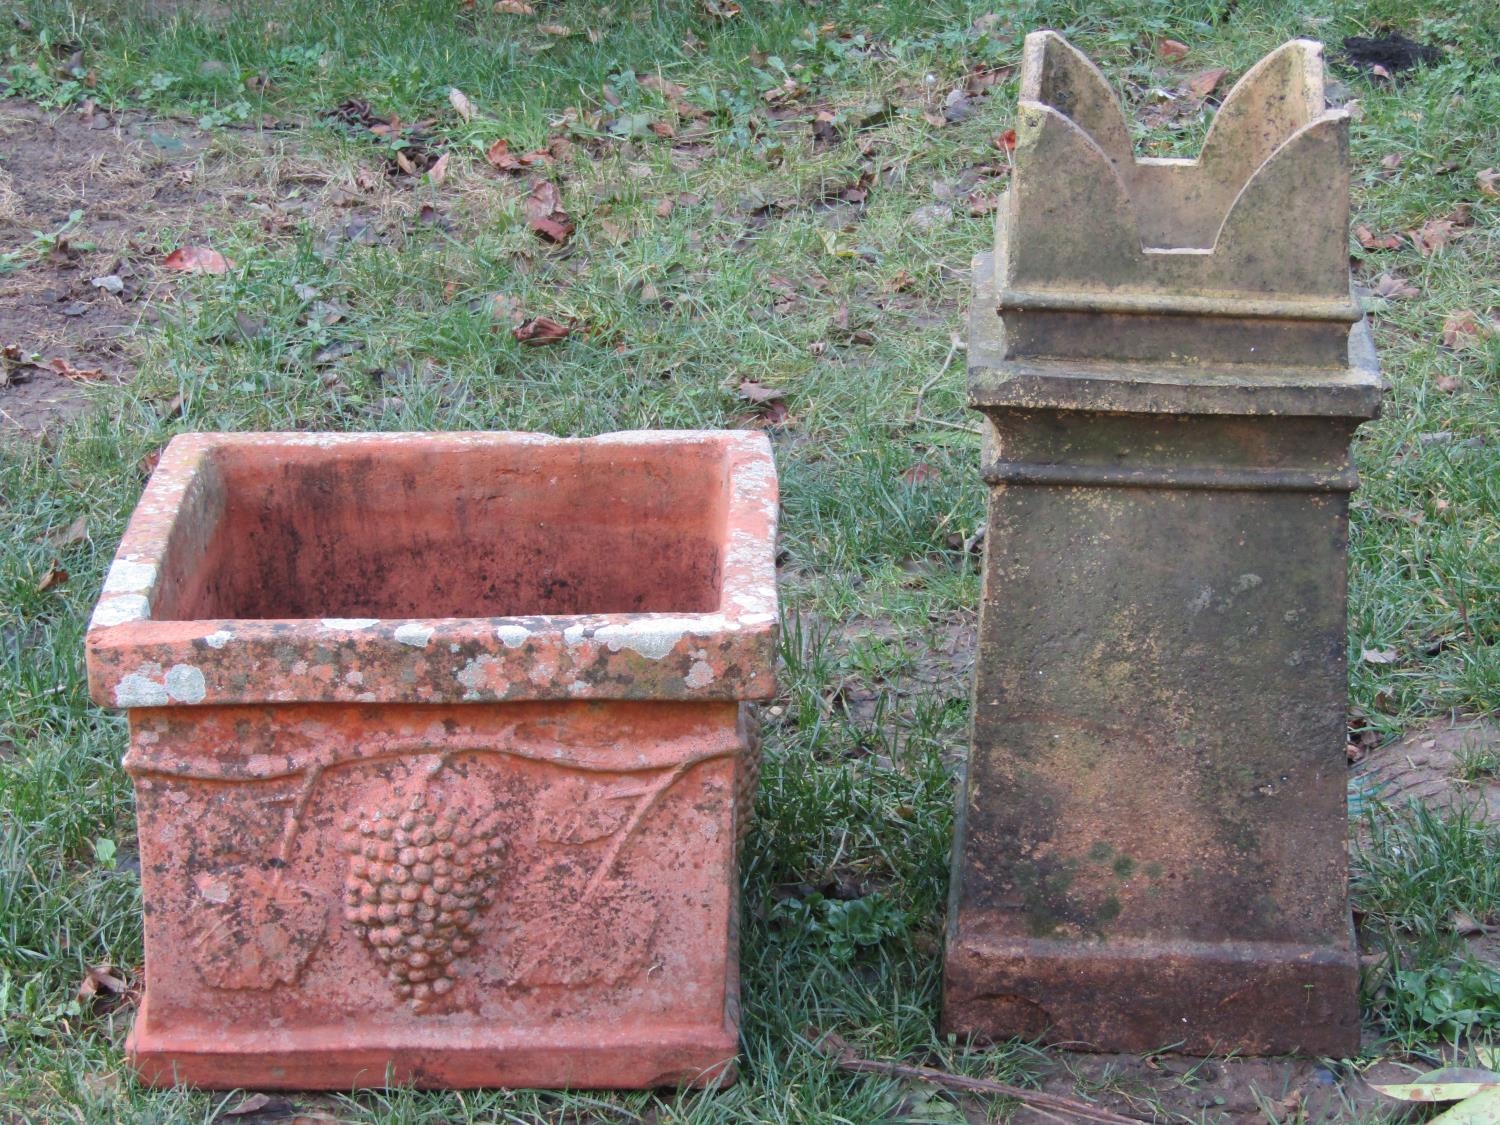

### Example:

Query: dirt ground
xmin=0 ymin=99 xmax=216 ymax=431
xmin=0 ymin=97 xmax=426 ymax=437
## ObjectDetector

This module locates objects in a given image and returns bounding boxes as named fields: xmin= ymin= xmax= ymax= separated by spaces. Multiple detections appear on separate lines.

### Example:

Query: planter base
xmin=127 ymin=997 xmax=739 ymax=1089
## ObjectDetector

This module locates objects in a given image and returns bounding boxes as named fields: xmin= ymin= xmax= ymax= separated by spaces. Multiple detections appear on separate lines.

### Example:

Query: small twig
xmin=909 ymin=333 xmax=982 ymax=434
xmin=910 ymin=332 xmax=965 ymax=418
xmin=815 ymin=1033 xmax=1146 ymax=1125
xmin=913 ymin=414 xmax=982 ymax=434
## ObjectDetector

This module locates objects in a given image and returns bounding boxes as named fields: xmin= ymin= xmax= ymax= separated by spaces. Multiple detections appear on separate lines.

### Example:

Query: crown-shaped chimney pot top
xmin=1000 ymin=31 xmax=1354 ymax=305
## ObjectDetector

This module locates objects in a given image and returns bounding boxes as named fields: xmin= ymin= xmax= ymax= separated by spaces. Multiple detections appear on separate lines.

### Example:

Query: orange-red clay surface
xmin=86 ymin=431 xmax=779 ymax=1089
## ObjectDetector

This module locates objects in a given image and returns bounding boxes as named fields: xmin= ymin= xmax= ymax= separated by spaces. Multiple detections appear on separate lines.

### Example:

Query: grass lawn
xmin=1 ymin=0 xmax=1498 ymax=1120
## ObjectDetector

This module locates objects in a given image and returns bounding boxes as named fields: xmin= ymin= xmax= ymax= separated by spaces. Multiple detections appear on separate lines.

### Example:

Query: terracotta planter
xmin=86 ymin=430 xmax=778 ymax=1090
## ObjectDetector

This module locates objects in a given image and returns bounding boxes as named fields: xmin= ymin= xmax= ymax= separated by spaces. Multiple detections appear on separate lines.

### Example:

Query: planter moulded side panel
xmin=125 ymin=699 xmax=752 ymax=1089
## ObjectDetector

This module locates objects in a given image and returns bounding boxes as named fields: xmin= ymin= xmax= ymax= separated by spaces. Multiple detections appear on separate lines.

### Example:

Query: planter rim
xmin=86 ymin=430 xmax=778 ymax=707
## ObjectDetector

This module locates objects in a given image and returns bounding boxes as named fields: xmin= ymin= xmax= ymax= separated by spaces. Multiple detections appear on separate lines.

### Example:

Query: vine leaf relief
xmin=189 ymin=865 xmax=327 ymax=990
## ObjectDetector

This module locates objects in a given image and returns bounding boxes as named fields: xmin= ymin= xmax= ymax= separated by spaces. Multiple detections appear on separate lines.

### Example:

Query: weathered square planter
xmin=85 ymin=430 xmax=778 ymax=1089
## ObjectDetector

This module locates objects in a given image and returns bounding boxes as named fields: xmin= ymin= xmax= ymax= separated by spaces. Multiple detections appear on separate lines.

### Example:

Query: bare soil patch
xmin=1354 ymin=718 xmax=1500 ymax=824
xmin=0 ymin=99 xmax=218 ymax=433
xmin=0 ymin=98 xmax=443 ymax=438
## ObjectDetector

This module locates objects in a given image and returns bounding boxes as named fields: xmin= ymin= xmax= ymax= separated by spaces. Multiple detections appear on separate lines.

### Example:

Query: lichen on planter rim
xmin=87 ymin=429 xmax=779 ymax=708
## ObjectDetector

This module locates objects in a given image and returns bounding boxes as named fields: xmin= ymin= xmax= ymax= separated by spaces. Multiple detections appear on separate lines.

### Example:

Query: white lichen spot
xmin=730 ymin=589 xmax=774 ymax=615
xmin=90 ymin=595 xmax=150 ymax=629
xmin=1188 ymin=587 xmax=1213 ymax=614
xmin=496 ymin=624 xmax=531 ymax=649
xmin=195 ymin=872 xmax=231 ymax=904
xmin=456 ymin=655 xmax=497 ymax=696
xmin=320 ymin=618 xmax=380 ymax=630
xmin=203 ymin=629 xmax=234 ymax=649
xmin=102 ymin=559 xmax=157 ymax=594
xmin=395 ymin=623 xmax=434 ymax=648
xmin=592 ymin=616 xmax=719 ymax=660
xmin=115 ymin=666 xmax=169 ymax=708
xmin=291 ymin=660 xmax=310 ymax=676
xmin=685 ymin=660 xmax=716 ymax=689
xmin=562 ymin=622 xmax=591 ymax=647
xmin=164 ymin=664 xmax=207 ymax=703
xmin=344 ymin=669 xmax=364 ymax=686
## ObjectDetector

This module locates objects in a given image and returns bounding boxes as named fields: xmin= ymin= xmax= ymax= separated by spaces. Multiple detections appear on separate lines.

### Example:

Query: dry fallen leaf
xmin=737 ymin=379 xmax=783 ymax=404
xmin=426 ymin=152 xmax=449 ymax=185
xmin=489 ymin=293 xmax=525 ymax=326
xmin=742 ymin=399 xmax=788 ymax=428
xmin=902 ymin=462 xmax=940 ymax=485
xmin=512 ymin=316 xmax=572 ymax=345
xmin=1361 ymin=647 xmax=1398 ymax=664
xmin=884 ymin=269 xmax=915 ymax=293
xmin=1409 ymin=218 xmax=1460 ymax=256
xmin=702 ymin=0 xmax=740 ymax=17
xmin=486 ymin=137 xmax=521 ymax=172
xmin=1355 ymin=225 xmax=1402 ymax=251
xmin=448 ymin=87 xmax=475 ymax=123
xmin=524 ymin=180 xmax=573 ymax=244
xmin=639 ymin=74 xmax=688 ymax=101
xmin=1371 ymin=273 xmax=1420 ymax=300
xmin=537 ymin=23 xmax=570 ymax=36
xmin=49 ymin=357 xmax=104 ymax=381
xmin=1434 ymin=374 xmax=1461 ymax=393
xmin=524 ymin=180 xmax=562 ymax=221
xmin=1157 ymin=38 xmax=1191 ymax=60
xmin=493 ymin=0 xmax=534 ymax=12
xmin=162 ymin=246 xmax=231 ymax=274
xmin=1186 ymin=67 xmax=1227 ymax=97
xmin=1453 ymin=911 xmax=1489 ymax=936
xmin=223 ymin=1093 xmax=273 ymax=1116
xmin=1441 ymin=310 xmax=1493 ymax=349
xmin=1478 ymin=168 xmax=1499 ymax=198
xmin=45 ymin=515 xmax=88 ymax=549
xmin=994 ymin=128 xmax=1017 ymax=153
xmin=36 ymin=562 xmax=69 ymax=593
xmin=75 ymin=963 xmax=127 ymax=1001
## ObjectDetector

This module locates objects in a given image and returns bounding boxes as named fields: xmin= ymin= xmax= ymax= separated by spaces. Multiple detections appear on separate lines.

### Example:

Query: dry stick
xmin=911 ymin=333 xmax=982 ymax=435
xmin=828 ymin=1050 xmax=1147 ymax=1125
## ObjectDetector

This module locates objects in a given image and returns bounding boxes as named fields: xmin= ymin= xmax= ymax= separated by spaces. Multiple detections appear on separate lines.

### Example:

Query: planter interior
xmin=158 ymin=438 xmax=728 ymax=620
